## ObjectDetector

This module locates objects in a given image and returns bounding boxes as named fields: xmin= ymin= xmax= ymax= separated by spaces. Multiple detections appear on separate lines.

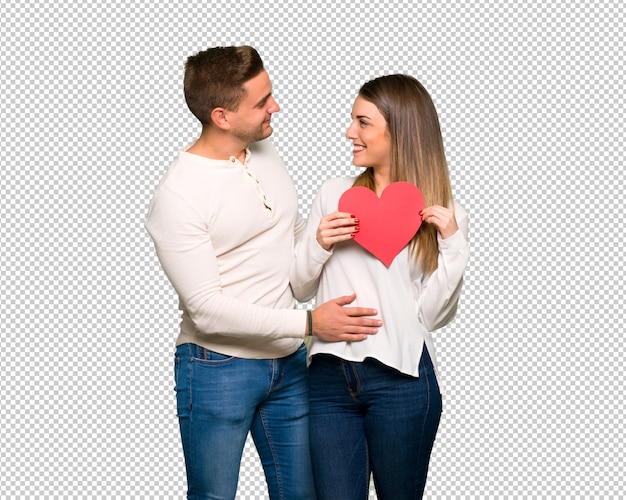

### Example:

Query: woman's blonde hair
xmin=353 ymin=74 xmax=452 ymax=274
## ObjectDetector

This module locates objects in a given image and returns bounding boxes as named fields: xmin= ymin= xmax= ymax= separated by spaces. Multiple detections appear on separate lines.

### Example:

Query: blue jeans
xmin=309 ymin=349 xmax=442 ymax=500
xmin=174 ymin=343 xmax=315 ymax=500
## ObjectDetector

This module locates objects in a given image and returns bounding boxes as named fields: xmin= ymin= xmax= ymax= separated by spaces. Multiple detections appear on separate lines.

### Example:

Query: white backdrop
xmin=1 ymin=0 xmax=623 ymax=498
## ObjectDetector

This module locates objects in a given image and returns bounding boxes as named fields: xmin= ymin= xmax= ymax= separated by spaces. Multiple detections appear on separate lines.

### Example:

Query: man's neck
xmin=187 ymin=129 xmax=247 ymax=162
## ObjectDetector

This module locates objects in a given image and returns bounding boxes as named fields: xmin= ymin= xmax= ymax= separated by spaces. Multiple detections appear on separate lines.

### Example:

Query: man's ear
xmin=210 ymin=107 xmax=231 ymax=130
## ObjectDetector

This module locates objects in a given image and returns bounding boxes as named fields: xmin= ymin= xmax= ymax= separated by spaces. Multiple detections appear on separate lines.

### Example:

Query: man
xmin=145 ymin=46 xmax=380 ymax=499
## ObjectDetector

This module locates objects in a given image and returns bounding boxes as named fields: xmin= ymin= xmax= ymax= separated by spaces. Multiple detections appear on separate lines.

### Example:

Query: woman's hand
xmin=420 ymin=205 xmax=458 ymax=239
xmin=316 ymin=211 xmax=359 ymax=251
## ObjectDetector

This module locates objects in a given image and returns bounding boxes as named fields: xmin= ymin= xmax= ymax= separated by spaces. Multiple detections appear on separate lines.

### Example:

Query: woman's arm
xmin=415 ymin=202 xmax=470 ymax=331
xmin=288 ymin=186 xmax=333 ymax=301
xmin=289 ymin=182 xmax=358 ymax=301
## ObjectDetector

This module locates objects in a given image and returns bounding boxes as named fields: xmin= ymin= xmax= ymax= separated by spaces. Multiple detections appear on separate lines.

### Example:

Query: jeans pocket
xmin=173 ymin=355 xmax=191 ymax=418
xmin=192 ymin=348 xmax=237 ymax=366
xmin=174 ymin=355 xmax=180 ymax=387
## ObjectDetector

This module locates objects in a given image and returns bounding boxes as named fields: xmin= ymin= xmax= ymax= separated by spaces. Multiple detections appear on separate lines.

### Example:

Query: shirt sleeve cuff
xmin=437 ymin=229 xmax=468 ymax=253
xmin=282 ymin=309 xmax=310 ymax=338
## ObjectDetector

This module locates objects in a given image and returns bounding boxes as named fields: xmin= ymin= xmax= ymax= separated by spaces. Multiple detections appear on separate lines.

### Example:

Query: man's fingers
xmin=312 ymin=295 xmax=381 ymax=342
xmin=337 ymin=333 xmax=368 ymax=342
xmin=332 ymin=293 xmax=357 ymax=306
xmin=339 ymin=320 xmax=381 ymax=334
xmin=343 ymin=306 xmax=379 ymax=318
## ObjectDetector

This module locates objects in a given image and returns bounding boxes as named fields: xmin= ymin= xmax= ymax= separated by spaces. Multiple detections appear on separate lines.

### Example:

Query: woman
xmin=290 ymin=75 xmax=469 ymax=499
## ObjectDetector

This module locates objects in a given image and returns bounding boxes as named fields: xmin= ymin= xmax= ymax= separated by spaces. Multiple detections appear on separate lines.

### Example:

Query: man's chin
xmin=238 ymin=128 xmax=273 ymax=145
xmin=256 ymin=127 xmax=273 ymax=141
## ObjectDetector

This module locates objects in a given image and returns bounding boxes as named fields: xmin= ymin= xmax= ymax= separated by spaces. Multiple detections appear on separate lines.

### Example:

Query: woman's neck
xmin=373 ymin=169 xmax=391 ymax=196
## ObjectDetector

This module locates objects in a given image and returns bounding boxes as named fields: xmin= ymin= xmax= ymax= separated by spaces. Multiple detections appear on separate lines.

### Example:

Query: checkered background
xmin=1 ymin=0 xmax=623 ymax=498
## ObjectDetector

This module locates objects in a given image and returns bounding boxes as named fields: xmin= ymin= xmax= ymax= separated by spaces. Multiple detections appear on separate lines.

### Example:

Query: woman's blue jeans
xmin=308 ymin=348 xmax=442 ymax=500
xmin=174 ymin=342 xmax=315 ymax=500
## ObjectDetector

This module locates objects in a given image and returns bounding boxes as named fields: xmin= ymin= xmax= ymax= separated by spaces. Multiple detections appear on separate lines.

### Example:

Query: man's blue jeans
xmin=308 ymin=348 xmax=442 ymax=500
xmin=174 ymin=342 xmax=315 ymax=500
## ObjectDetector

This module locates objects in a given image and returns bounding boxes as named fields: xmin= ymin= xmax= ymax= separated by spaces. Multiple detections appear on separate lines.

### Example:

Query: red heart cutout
xmin=338 ymin=182 xmax=424 ymax=267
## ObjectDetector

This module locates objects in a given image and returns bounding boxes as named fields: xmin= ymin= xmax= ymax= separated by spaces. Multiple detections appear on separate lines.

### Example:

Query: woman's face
xmin=345 ymin=96 xmax=391 ymax=174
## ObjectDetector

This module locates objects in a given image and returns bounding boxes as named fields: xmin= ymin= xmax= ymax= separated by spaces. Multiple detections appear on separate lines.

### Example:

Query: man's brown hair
xmin=183 ymin=46 xmax=264 ymax=125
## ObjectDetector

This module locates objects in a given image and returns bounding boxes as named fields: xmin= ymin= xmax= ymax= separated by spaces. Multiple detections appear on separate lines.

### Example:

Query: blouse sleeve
xmin=289 ymin=186 xmax=334 ymax=302
xmin=415 ymin=202 xmax=470 ymax=331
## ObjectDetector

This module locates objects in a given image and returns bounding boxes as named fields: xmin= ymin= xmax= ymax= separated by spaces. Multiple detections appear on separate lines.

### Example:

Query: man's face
xmin=226 ymin=70 xmax=280 ymax=144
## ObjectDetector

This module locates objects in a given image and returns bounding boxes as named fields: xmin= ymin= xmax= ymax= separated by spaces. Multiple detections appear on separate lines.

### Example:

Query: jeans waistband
xmin=176 ymin=342 xmax=306 ymax=361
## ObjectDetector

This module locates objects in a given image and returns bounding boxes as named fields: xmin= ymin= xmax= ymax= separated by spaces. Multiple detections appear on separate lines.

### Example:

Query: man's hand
xmin=311 ymin=293 xmax=381 ymax=342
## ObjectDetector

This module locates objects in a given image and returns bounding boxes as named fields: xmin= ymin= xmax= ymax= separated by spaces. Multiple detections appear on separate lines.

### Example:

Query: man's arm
xmin=145 ymin=186 xmax=305 ymax=339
